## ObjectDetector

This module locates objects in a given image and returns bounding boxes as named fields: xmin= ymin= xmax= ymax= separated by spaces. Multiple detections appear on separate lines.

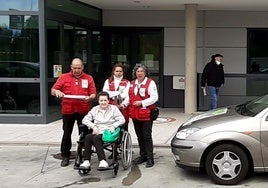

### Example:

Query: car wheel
xmin=205 ymin=144 xmax=249 ymax=185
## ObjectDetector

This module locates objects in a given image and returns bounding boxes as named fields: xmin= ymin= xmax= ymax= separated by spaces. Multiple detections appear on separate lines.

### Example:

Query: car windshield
xmin=236 ymin=94 xmax=268 ymax=116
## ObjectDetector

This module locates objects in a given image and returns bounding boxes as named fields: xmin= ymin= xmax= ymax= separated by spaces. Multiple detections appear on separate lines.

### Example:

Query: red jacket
xmin=129 ymin=78 xmax=156 ymax=121
xmin=52 ymin=71 xmax=96 ymax=114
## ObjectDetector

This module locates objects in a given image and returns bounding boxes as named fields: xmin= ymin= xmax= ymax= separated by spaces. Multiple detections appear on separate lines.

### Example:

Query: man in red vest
xmin=51 ymin=58 xmax=96 ymax=167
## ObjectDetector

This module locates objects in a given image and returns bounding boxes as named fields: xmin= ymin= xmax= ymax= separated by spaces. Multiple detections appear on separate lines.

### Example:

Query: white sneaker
xmin=80 ymin=160 xmax=90 ymax=169
xmin=98 ymin=160 xmax=109 ymax=168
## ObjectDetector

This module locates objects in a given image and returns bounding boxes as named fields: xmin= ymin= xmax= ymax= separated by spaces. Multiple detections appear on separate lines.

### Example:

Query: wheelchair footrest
xmin=97 ymin=166 xmax=114 ymax=171
xmin=74 ymin=165 xmax=91 ymax=171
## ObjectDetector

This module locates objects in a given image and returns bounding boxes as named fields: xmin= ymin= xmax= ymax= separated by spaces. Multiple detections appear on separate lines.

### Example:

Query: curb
xmin=0 ymin=142 xmax=171 ymax=148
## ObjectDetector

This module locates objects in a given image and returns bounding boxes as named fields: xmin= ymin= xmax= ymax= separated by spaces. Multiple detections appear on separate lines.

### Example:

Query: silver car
xmin=171 ymin=94 xmax=268 ymax=185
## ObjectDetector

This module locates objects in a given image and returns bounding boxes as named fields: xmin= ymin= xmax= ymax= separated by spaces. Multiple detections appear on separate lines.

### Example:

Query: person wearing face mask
xmin=201 ymin=54 xmax=225 ymax=110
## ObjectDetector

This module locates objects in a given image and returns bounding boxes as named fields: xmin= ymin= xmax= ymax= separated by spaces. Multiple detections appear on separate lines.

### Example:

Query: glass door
xmin=137 ymin=32 xmax=161 ymax=87
xmin=74 ymin=28 xmax=88 ymax=65
xmin=105 ymin=28 xmax=163 ymax=106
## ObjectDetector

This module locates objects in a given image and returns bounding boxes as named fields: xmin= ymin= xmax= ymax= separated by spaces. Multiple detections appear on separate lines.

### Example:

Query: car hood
xmin=181 ymin=106 xmax=250 ymax=129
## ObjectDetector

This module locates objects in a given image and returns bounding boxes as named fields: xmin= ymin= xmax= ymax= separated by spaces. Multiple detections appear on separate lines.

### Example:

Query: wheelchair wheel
xmin=113 ymin=161 xmax=119 ymax=177
xmin=78 ymin=169 xmax=90 ymax=176
xmin=121 ymin=131 xmax=133 ymax=170
xmin=74 ymin=143 xmax=83 ymax=168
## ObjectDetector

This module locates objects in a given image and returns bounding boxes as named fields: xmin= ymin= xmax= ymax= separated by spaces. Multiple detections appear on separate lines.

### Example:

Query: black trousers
xmin=133 ymin=120 xmax=154 ymax=159
xmin=83 ymin=134 xmax=106 ymax=161
xmin=61 ymin=113 xmax=85 ymax=158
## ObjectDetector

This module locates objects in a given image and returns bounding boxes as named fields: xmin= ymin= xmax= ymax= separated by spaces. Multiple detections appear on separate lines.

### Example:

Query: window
xmin=0 ymin=15 xmax=40 ymax=76
xmin=0 ymin=0 xmax=38 ymax=11
xmin=248 ymin=29 xmax=268 ymax=74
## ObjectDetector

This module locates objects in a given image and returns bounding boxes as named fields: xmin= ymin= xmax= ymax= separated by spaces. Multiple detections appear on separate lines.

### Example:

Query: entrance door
xmin=103 ymin=28 xmax=163 ymax=106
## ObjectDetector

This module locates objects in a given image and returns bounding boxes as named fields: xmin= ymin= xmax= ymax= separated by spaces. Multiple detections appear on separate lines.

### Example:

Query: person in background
xmin=129 ymin=64 xmax=158 ymax=168
xmin=201 ymin=54 xmax=225 ymax=110
xmin=51 ymin=57 xmax=96 ymax=167
xmin=102 ymin=63 xmax=130 ymax=131
xmin=79 ymin=91 xmax=125 ymax=169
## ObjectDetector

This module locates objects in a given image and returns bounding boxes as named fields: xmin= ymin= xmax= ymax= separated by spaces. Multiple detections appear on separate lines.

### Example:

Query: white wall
xmin=103 ymin=10 xmax=268 ymax=75
xmin=103 ymin=10 xmax=268 ymax=98
xmin=103 ymin=10 xmax=186 ymax=27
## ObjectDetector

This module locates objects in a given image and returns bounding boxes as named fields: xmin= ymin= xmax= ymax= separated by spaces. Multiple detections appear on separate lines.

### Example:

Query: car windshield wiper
xmin=235 ymin=104 xmax=245 ymax=115
xmin=236 ymin=103 xmax=254 ymax=116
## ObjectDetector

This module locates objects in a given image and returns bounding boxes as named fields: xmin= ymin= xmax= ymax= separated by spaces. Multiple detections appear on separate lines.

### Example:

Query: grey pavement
xmin=1 ymin=109 xmax=267 ymax=188
xmin=0 ymin=108 xmax=193 ymax=148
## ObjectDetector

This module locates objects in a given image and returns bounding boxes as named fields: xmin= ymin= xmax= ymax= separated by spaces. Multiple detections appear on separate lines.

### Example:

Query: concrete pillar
xmin=184 ymin=4 xmax=197 ymax=113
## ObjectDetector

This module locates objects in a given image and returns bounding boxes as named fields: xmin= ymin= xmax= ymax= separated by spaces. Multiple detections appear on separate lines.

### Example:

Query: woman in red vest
xmin=103 ymin=63 xmax=130 ymax=131
xmin=129 ymin=64 xmax=158 ymax=168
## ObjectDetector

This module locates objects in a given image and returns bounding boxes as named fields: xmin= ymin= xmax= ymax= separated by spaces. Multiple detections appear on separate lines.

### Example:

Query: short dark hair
xmin=214 ymin=54 xmax=223 ymax=58
xmin=97 ymin=91 xmax=109 ymax=101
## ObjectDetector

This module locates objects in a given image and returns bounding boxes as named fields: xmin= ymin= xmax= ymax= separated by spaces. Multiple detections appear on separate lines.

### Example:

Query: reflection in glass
xmin=0 ymin=82 xmax=40 ymax=114
xmin=92 ymin=30 xmax=103 ymax=93
xmin=0 ymin=61 xmax=39 ymax=78
xmin=0 ymin=0 xmax=38 ymax=11
xmin=46 ymin=20 xmax=60 ymax=78
xmin=74 ymin=29 xmax=87 ymax=64
xmin=139 ymin=34 xmax=160 ymax=73
xmin=0 ymin=15 xmax=40 ymax=77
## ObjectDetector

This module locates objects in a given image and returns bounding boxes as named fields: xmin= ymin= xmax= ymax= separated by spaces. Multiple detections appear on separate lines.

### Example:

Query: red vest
xmin=108 ymin=78 xmax=129 ymax=123
xmin=52 ymin=71 xmax=96 ymax=114
xmin=129 ymin=78 xmax=156 ymax=121
xmin=108 ymin=79 xmax=128 ymax=105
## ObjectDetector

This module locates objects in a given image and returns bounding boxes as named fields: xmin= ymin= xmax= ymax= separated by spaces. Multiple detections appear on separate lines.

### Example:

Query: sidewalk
xmin=0 ymin=108 xmax=193 ymax=148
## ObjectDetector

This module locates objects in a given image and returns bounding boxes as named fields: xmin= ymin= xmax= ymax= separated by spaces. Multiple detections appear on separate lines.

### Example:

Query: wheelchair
xmin=73 ymin=124 xmax=133 ymax=177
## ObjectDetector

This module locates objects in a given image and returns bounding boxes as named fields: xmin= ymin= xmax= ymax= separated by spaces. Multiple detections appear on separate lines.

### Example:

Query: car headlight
xmin=176 ymin=128 xmax=200 ymax=140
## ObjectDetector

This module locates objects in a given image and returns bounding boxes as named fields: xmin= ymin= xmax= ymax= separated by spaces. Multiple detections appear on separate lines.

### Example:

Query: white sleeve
xmin=82 ymin=108 xmax=97 ymax=129
xmin=141 ymin=80 xmax=159 ymax=107
xmin=102 ymin=79 xmax=109 ymax=92
xmin=111 ymin=106 xmax=125 ymax=128
xmin=120 ymin=81 xmax=130 ymax=107
xmin=102 ymin=79 xmax=119 ymax=98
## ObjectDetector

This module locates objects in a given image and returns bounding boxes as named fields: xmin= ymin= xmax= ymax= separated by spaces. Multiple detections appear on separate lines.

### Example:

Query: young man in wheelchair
xmin=79 ymin=91 xmax=125 ymax=169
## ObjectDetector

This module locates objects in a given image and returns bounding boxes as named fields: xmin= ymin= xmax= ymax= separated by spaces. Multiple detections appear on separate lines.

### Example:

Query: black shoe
xmin=145 ymin=158 xmax=154 ymax=168
xmin=133 ymin=156 xmax=147 ymax=165
xmin=61 ymin=157 xmax=69 ymax=167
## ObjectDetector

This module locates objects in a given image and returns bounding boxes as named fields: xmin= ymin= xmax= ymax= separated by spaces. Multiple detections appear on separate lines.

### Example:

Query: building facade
xmin=1 ymin=0 xmax=268 ymax=123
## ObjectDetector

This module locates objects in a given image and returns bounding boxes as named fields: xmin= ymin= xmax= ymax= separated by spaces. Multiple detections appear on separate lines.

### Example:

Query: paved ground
xmin=0 ymin=108 xmax=192 ymax=147
xmin=1 ymin=108 xmax=268 ymax=187
xmin=1 ymin=145 xmax=268 ymax=188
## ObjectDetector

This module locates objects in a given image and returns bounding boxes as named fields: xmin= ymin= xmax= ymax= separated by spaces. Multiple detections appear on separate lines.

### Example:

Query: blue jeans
xmin=208 ymin=86 xmax=219 ymax=110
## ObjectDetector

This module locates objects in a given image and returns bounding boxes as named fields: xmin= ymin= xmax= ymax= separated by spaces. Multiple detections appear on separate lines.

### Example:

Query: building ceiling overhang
xmin=78 ymin=0 xmax=268 ymax=11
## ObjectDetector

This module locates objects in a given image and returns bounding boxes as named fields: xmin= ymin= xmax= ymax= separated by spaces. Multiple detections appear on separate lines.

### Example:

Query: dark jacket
xmin=201 ymin=61 xmax=224 ymax=87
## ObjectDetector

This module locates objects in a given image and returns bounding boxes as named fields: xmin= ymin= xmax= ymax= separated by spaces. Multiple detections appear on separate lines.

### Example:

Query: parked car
xmin=171 ymin=94 xmax=268 ymax=185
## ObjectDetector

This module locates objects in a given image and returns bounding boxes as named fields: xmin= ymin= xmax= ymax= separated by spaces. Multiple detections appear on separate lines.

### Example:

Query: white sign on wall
xmin=173 ymin=76 xmax=185 ymax=90
xmin=53 ymin=65 xmax=62 ymax=78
